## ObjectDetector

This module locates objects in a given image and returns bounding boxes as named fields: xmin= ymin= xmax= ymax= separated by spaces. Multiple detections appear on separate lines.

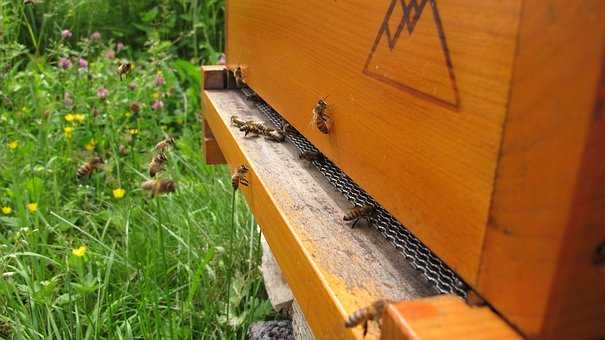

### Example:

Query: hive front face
xmin=226 ymin=0 xmax=522 ymax=286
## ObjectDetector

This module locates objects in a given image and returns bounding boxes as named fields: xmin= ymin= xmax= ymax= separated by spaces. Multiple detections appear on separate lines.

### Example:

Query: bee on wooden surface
xmin=231 ymin=165 xmax=249 ymax=191
xmin=265 ymin=129 xmax=285 ymax=143
xmin=343 ymin=205 xmax=375 ymax=228
xmin=148 ymin=153 xmax=168 ymax=177
xmin=76 ymin=156 xmax=104 ymax=180
xmin=345 ymin=299 xmax=393 ymax=337
xmin=228 ymin=65 xmax=245 ymax=88
xmin=240 ymin=121 xmax=272 ymax=137
xmin=230 ymin=116 xmax=247 ymax=128
xmin=117 ymin=62 xmax=133 ymax=80
xmin=312 ymin=98 xmax=330 ymax=134
xmin=281 ymin=122 xmax=296 ymax=136
xmin=298 ymin=150 xmax=322 ymax=162
xmin=154 ymin=136 xmax=175 ymax=153
xmin=141 ymin=179 xmax=176 ymax=197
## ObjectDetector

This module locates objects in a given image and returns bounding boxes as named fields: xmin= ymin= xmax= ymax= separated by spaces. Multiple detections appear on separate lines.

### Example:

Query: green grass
xmin=0 ymin=29 xmax=271 ymax=339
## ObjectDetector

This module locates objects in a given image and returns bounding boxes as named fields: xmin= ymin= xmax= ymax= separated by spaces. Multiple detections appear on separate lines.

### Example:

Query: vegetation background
xmin=0 ymin=0 xmax=273 ymax=338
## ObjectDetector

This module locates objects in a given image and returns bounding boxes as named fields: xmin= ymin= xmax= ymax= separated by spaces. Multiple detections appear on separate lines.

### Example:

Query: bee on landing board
xmin=117 ymin=62 xmax=133 ymax=80
xmin=312 ymin=98 xmax=330 ymax=134
xmin=230 ymin=116 xmax=247 ymax=128
xmin=141 ymin=179 xmax=176 ymax=197
xmin=154 ymin=136 xmax=175 ymax=153
xmin=148 ymin=153 xmax=168 ymax=177
xmin=231 ymin=165 xmax=249 ymax=191
xmin=343 ymin=205 xmax=375 ymax=228
xmin=298 ymin=150 xmax=322 ymax=162
xmin=76 ymin=156 xmax=104 ymax=180
xmin=228 ymin=66 xmax=245 ymax=88
xmin=240 ymin=121 xmax=272 ymax=137
xmin=345 ymin=299 xmax=393 ymax=337
xmin=264 ymin=129 xmax=285 ymax=143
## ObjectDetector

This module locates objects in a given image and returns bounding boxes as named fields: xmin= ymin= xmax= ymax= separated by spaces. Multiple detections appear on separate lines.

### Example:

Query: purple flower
xmin=96 ymin=88 xmax=109 ymax=101
xmin=90 ymin=31 xmax=101 ymax=42
xmin=116 ymin=42 xmax=125 ymax=53
xmin=61 ymin=29 xmax=72 ymax=39
xmin=78 ymin=58 xmax=88 ymax=70
xmin=154 ymin=73 xmax=165 ymax=87
xmin=151 ymin=100 xmax=164 ymax=111
xmin=105 ymin=49 xmax=116 ymax=60
xmin=58 ymin=57 xmax=71 ymax=70
xmin=218 ymin=53 xmax=226 ymax=65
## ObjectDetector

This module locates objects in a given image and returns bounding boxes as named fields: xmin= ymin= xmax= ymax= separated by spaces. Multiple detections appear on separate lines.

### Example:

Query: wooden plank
xmin=202 ymin=119 xmax=226 ymax=164
xmin=226 ymin=0 xmax=523 ymax=284
xmin=202 ymin=65 xmax=227 ymax=90
xmin=478 ymin=1 xmax=605 ymax=338
xmin=380 ymin=295 xmax=520 ymax=340
xmin=202 ymin=88 xmax=437 ymax=339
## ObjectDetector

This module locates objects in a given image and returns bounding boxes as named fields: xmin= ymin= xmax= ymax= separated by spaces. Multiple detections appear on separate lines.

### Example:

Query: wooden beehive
xmin=202 ymin=1 xmax=605 ymax=339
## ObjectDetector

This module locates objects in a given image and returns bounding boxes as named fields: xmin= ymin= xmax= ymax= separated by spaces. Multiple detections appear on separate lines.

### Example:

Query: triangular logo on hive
xmin=363 ymin=0 xmax=459 ymax=108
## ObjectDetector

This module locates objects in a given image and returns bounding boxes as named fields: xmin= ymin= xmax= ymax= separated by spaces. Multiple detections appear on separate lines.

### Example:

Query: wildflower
xmin=78 ymin=58 xmax=88 ymax=70
xmin=112 ymin=188 xmax=126 ymax=199
xmin=154 ymin=73 xmax=165 ymax=87
xmin=218 ymin=53 xmax=226 ymax=65
xmin=90 ymin=31 xmax=101 ymax=42
xmin=96 ymin=88 xmax=109 ymax=101
xmin=74 ymin=114 xmax=86 ymax=123
xmin=58 ymin=57 xmax=71 ymax=70
xmin=116 ymin=42 xmax=125 ymax=53
xmin=64 ymin=113 xmax=75 ymax=122
xmin=105 ymin=49 xmax=116 ymax=60
xmin=151 ymin=100 xmax=164 ymax=111
xmin=129 ymin=101 xmax=141 ymax=113
xmin=64 ymin=92 xmax=74 ymax=108
xmin=8 ymin=141 xmax=18 ymax=150
xmin=64 ymin=126 xmax=74 ymax=139
xmin=128 ymin=128 xmax=139 ymax=135
xmin=26 ymin=203 xmax=38 ymax=213
xmin=61 ymin=29 xmax=72 ymax=39
xmin=72 ymin=245 xmax=87 ymax=257
xmin=84 ymin=139 xmax=96 ymax=151
xmin=2 ymin=207 xmax=12 ymax=215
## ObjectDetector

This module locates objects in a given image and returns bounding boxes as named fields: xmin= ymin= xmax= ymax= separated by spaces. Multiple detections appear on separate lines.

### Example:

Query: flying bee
xmin=312 ymin=98 xmax=330 ymax=134
xmin=345 ymin=299 xmax=393 ymax=337
xmin=298 ymin=150 xmax=322 ymax=162
xmin=231 ymin=165 xmax=249 ymax=190
xmin=141 ymin=179 xmax=176 ymax=197
xmin=265 ymin=129 xmax=285 ymax=143
xmin=76 ymin=156 xmax=104 ymax=180
xmin=117 ymin=62 xmax=133 ymax=80
xmin=228 ymin=65 xmax=245 ymax=88
xmin=154 ymin=136 xmax=175 ymax=153
xmin=230 ymin=116 xmax=247 ymax=128
xmin=343 ymin=205 xmax=375 ymax=228
xmin=148 ymin=153 xmax=168 ymax=177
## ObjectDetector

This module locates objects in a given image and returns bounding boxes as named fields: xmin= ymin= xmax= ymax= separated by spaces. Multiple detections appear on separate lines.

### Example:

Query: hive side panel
xmin=226 ymin=0 xmax=521 ymax=285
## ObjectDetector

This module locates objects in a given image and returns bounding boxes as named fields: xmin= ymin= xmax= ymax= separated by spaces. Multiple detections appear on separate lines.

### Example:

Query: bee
xmin=312 ymin=98 xmax=330 ymax=134
xmin=240 ymin=121 xmax=272 ymax=137
xmin=141 ymin=179 xmax=176 ymax=197
xmin=228 ymin=65 xmax=245 ymax=88
xmin=265 ymin=129 xmax=285 ymax=143
xmin=76 ymin=156 xmax=104 ymax=179
xmin=345 ymin=299 xmax=393 ymax=337
xmin=281 ymin=122 xmax=296 ymax=136
xmin=117 ymin=62 xmax=133 ymax=80
xmin=343 ymin=205 xmax=375 ymax=228
xmin=231 ymin=165 xmax=249 ymax=190
xmin=298 ymin=150 xmax=322 ymax=162
xmin=148 ymin=153 xmax=168 ymax=177
xmin=230 ymin=116 xmax=247 ymax=128
xmin=155 ymin=136 xmax=175 ymax=153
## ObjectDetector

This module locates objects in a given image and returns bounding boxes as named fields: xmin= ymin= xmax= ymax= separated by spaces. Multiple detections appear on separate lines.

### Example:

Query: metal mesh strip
xmin=241 ymin=86 xmax=469 ymax=297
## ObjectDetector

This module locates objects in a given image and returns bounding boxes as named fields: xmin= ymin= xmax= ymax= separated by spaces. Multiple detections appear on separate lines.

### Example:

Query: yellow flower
xmin=112 ymin=188 xmax=126 ymax=199
xmin=1 ymin=207 xmax=12 ymax=215
xmin=124 ymin=112 xmax=132 ymax=118
xmin=64 ymin=113 xmax=75 ymax=122
xmin=152 ymin=92 xmax=161 ymax=100
xmin=64 ymin=126 xmax=74 ymax=139
xmin=128 ymin=128 xmax=139 ymax=135
xmin=8 ymin=141 xmax=18 ymax=150
xmin=75 ymin=114 xmax=86 ymax=123
xmin=26 ymin=203 xmax=38 ymax=213
xmin=84 ymin=138 xmax=97 ymax=151
xmin=72 ymin=245 xmax=87 ymax=257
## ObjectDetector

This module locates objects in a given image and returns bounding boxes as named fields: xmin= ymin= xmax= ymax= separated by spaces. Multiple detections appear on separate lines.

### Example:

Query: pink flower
xmin=58 ymin=57 xmax=71 ymax=70
xmin=78 ymin=58 xmax=88 ymax=69
xmin=61 ymin=29 xmax=72 ymax=39
xmin=90 ymin=31 xmax=101 ymax=42
xmin=151 ymin=100 xmax=164 ymax=111
xmin=105 ymin=49 xmax=116 ymax=60
xmin=154 ymin=73 xmax=165 ymax=87
xmin=96 ymin=88 xmax=109 ymax=101
xmin=218 ymin=53 xmax=226 ymax=65
xmin=116 ymin=42 xmax=125 ymax=53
